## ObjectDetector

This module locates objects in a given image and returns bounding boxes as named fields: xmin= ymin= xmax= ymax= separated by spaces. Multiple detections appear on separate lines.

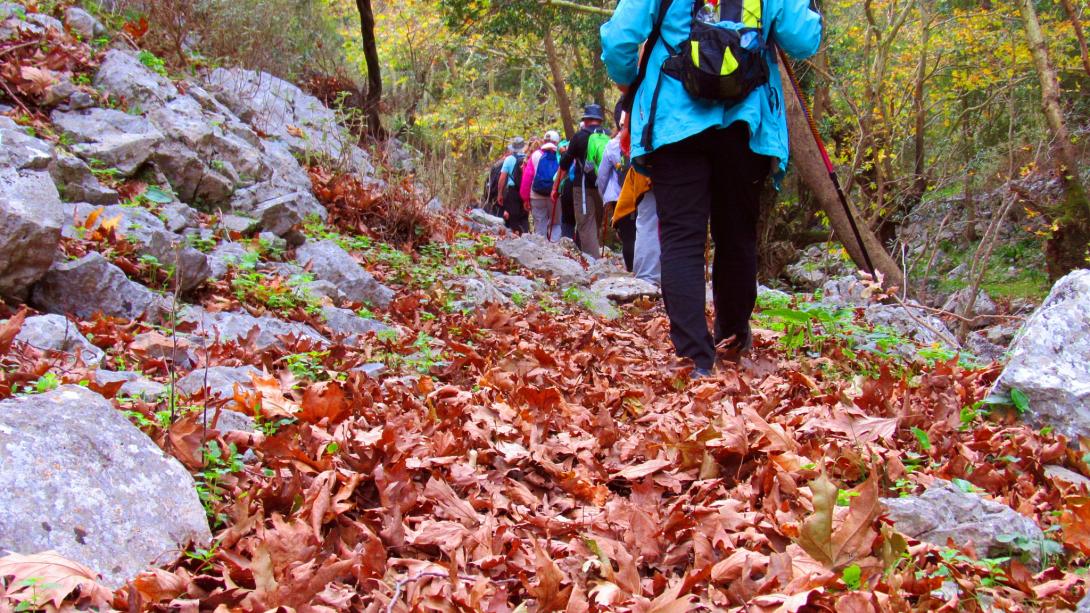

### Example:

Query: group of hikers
xmin=483 ymin=103 xmax=662 ymax=285
xmin=481 ymin=0 xmax=823 ymax=378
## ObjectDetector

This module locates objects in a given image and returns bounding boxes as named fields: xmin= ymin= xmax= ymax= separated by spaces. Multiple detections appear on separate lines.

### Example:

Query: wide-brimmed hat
xmin=582 ymin=104 xmax=605 ymax=122
xmin=508 ymin=136 xmax=527 ymax=152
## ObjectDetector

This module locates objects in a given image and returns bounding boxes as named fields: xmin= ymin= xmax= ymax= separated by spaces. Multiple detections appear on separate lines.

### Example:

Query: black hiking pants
xmin=649 ymin=123 xmax=771 ymax=370
xmin=616 ymin=213 xmax=636 ymax=272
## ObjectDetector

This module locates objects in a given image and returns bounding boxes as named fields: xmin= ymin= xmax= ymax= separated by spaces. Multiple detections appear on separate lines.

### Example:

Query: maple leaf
xmin=797 ymin=472 xmax=880 ymax=570
xmin=1059 ymin=497 xmax=1090 ymax=554
xmin=0 ymin=551 xmax=112 ymax=610
xmin=610 ymin=457 xmax=672 ymax=481
xmin=299 ymin=381 xmax=348 ymax=424
xmin=530 ymin=541 xmax=572 ymax=611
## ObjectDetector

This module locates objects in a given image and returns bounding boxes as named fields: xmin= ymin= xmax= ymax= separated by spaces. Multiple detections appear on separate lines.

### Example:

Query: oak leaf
xmin=0 ymin=551 xmax=112 ymax=610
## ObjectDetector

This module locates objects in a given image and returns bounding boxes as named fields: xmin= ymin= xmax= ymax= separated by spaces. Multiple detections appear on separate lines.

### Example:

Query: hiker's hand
xmin=503 ymin=211 xmax=509 ymax=220
xmin=523 ymin=201 xmax=531 ymax=213
xmin=550 ymin=189 xmax=558 ymax=204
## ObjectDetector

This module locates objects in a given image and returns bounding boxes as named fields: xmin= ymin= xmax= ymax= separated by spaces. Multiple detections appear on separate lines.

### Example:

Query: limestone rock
xmin=202 ymin=67 xmax=373 ymax=177
xmin=819 ymin=276 xmax=875 ymax=308
xmin=0 ymin=386 xmax=211 ymax=588
xmin=0 ymin=120 xmax=64 ymax=301
xmin=496 ymin=234 xmax=589 ymax=287
xmin=93 ymin=370 xmax=167 ymax=400
xmin=207 ymin=242 xmax=249 ymax=279
xmin=32 ymin=252 xmax=168 ymax=322
xmin=864 ymin=301 xmax=958 ymax=350
xmin=467 ymin=208 xmax=506 ymax=232
xmin=12 ymin=314 xmax=104 ymax=366
xmin=93 ymin=49 xmax=179 ymax=110
xmin=181 ymin=307 xmax=328 ymax=351
xmin=130 ymin=331 xmax=198 ymax=370
xmin=1043 ymin=465 xmax=1090 ymax=490
xmin=228 ymin=181 xmax=326 ymax=240
xmin=175 ymin=365 xmax=262 ymax=399
xmin=296 ymin=240 xmax=394 ymax=308
xmin=591 ymin=276 xmax=661 ymax=302
xmin=489 ymin=272 xmax=537 ymax=299
xmin=64 ymin=7 xmax=105 ymax=40
xmin=941 ymin=287 xmax=997 ymax=327
xmin=63 ymin=203 xmax=211 ymax=292
xmin=52 ymin=108 xmax=164 ymax=176
xmin=49 ymin=153 xmax=119 ymax=205
xmin=883 ymin=480 xmax=1045 ymax=563
xmin=993 ymin=270 xmax=1090 ymax=439
xmin=321 ymin=306 xmax=391 ymax=344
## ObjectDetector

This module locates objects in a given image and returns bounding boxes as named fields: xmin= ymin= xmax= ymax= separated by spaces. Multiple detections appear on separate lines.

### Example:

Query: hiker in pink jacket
xmin=520 ymin=131 xmax=563 ymax=240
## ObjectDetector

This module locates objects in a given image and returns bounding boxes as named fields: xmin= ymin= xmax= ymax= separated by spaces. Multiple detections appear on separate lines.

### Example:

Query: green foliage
xmin=911 ymin=427 xmax=932 ymax=451
xmin=841 ymin=563 xmax=862 ymax=590
xmin=196 ymin=441 xmax=244 ymax=528
xmin=138 ymin=50 xmax=168 ymax=76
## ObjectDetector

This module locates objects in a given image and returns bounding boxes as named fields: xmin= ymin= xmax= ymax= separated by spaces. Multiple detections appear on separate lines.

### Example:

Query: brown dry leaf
xmin=796 ymin=472 xmax=880 ymax=570
xmin=0 ymin=307 xmax=28 ymax=354
xmin=286 ymin=125 xmax=305 ymax=137
xmin=611 ymin=457 xmax=672 ymax=481
xmin=249 ymin=372 xmax=299 ymax=419
xmin=299 ymin=381 xmax=348 ymax=424
xmin=1059 ymin=497 xmax=1090 ymax=554
xmin=0 ymin=551 xmax=112 ymax=610
xmin=530 ymin=541 xmax=571 ymax=611
xmin=17 ymin=66 xmax=55 ymax=96
xmin=129 ymin=568 xmax=187 ymax=603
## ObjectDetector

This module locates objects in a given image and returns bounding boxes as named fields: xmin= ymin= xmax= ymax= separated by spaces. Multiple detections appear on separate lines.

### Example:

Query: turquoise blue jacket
xmin=601 ymin=0 xmax=822 ymax=174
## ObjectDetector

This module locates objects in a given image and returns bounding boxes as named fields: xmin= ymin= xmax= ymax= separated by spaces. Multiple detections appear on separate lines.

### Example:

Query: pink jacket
xmin=519 ymin=144 xmax=557 ymax=202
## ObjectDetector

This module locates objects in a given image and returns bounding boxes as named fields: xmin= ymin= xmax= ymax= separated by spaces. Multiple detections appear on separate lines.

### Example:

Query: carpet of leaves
xmin=4 ymin=223 xmax=1090 ymax=611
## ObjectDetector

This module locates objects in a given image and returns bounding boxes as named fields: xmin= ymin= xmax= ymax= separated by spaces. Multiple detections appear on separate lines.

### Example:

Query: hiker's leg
xmin=531 ymin=195 xmax=550 ymax=238
xmin=616 ymin=213 xmax=636 ymax=272
xmin=634 ymin=192 xmax=661 ymax=284
xmin=709 ymin=123 xmax=770 ymax=343
xmin=573 ymin=185 xmax=600 ymax=257
xmin=649 ymin=131 xmax=715 ymax=370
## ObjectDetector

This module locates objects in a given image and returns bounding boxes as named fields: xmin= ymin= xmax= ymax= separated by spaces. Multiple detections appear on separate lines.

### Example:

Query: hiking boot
xmin=716 ymin=326 xmax=753 ymax=363
xmin=691 ymin=366 xmax=715 ymax=380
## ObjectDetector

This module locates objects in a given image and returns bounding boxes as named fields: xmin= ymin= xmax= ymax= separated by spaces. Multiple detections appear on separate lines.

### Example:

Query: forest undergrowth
xmin=1 ymin=187 xmax=1089 ymax=611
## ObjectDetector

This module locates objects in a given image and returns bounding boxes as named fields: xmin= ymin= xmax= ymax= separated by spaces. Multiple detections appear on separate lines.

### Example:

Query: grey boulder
xmin=64 ymin=203 xmax=210 ymax=292
xmin=64 ymin=7 xmax=105 ymax=40
xmin=181 ymin=307 xmax=328 ymax=351
xmin=0 ymin=120 xmax=64 ymax=301
xmin=590 ymin=276 xmax=661 ymax=303
xmin=93 ymin=49 xmax=179 ymax=110
xmin=0 ymin=386 xmax=211 ymax=588
xmin=32 ymin=252 xmax=168 ymax=322
xmin=203 ymin=67 xmax=373 ymax=177
xmin=175 ymin=365 xmax=262 ymax=399
xmin=12 ymin=314 xmax=104 ymax=366
xmin=228 ymin=181 xmax=326 ymax=240
xmin=49 ymin=153 xmax=119 ymax=205
xmin=496 ymin=234 xmax=589 ymax=287
xmin=883 ymin=479 xmax=1045 ymax=563
xmin=296 ymin=240 xmax=394 ymax=308
xmin=52 ymin=108 xmax=164 ymax=177
xmin=941 ymin=287 xmax=997 ymax=327
xmin=467 ymin=208 xmax=506 ymax=232
xmin=993 ymin=270 xmax=1090 ymax=439
xmin=321 ymin=306 xmax=391 ymax=344
xmin=864 ymin=301 xmax=958 ymax=351
xmin=94 ymin=370 xmax=167 ymax=400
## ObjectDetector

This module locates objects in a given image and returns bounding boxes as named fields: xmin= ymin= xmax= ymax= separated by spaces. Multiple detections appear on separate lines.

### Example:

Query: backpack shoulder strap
xmin=621 ymin=0 xmax=676 ymax=116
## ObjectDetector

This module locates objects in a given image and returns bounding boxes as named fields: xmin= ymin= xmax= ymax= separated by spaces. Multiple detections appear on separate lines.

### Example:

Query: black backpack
xmin=484 ymin=160 xmax=504 ymax=214
xmin=508 ymin=153 xmax=527 ymax=194
xmin=637 ymin=0 xmax=771 ymax=150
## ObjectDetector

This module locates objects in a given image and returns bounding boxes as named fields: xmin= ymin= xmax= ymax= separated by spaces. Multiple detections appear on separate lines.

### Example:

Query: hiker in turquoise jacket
xmin=601 ymin=0 xmax=822 ymax=377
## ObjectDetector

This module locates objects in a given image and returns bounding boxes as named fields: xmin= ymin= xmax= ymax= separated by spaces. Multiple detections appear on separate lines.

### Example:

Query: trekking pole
xmin=776 ymin=46 xmax=876 ymax=276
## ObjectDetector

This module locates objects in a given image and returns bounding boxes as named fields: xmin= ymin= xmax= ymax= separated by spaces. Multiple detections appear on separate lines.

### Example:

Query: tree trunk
xmin=355 ymin=0 xmax=385 ymax=139
xmin=911 ymin=0 xmax=930 ymax=203
xmin=543 ymin=27 xmax=576 ymax=139
xmin=1060 ymin=0 xmax=1090 ymax=78
xmin=781 ymin=64 xmax=905 ymax=290
xmin=1018 ymin=0 xmax=1090 ymax=278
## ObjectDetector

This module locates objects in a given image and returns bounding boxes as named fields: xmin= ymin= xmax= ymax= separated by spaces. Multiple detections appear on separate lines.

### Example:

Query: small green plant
xmin=33 ymin=372 xmax=61 ymax=393
xmin=841 ymin=563 xmax=862 ymax=590
xmin=186 ymin=233 xmax=218 ymax=253
xmin=195 ymin=441 xmax=244 ymax=527
xmin=184 ymin=542 xmax=220 ymax=573
xmin=911 ymin=427 xmax=932 ymax=451
xmin=138 ymin=49 xmax=168 ymax=76
xmin=284 ymin=351 xmax=329 ymax=381
xmin=511 ymin=292 xmax=528 ymax=308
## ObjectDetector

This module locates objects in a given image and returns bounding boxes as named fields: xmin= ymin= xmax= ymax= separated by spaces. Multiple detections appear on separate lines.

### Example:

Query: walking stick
xmin=776 ymin=46 xmax=876 ymax=276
